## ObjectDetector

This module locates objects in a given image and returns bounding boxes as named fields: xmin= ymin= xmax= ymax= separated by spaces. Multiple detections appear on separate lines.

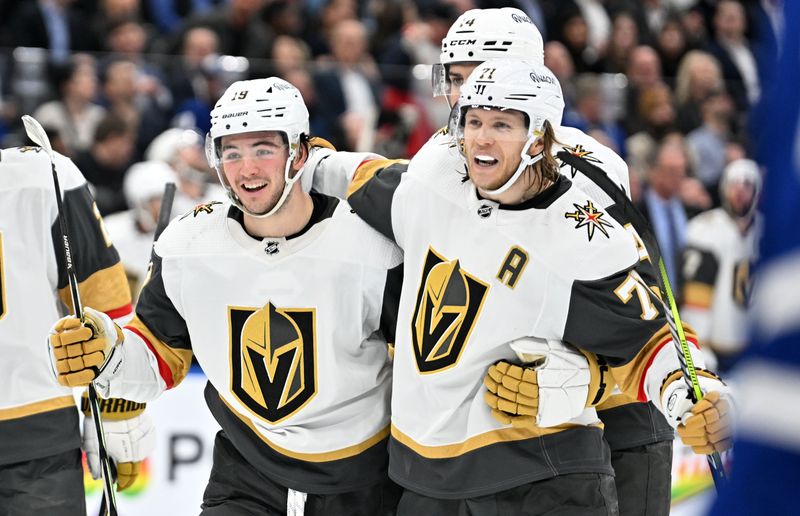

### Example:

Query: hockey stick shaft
xmin=22 ymin=116 xmax=118 ymax=515
xmin=558 ymin=151 xmax=726 ymax=487
xmin=154 ymin=182 xmax=176 ymax=242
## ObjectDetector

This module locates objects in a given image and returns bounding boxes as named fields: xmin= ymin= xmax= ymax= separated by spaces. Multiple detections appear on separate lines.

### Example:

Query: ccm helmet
xmin=207 ymin=77 xmax=310 ymax=217
xmin=432 ymin=8 xmax=545 ymax=98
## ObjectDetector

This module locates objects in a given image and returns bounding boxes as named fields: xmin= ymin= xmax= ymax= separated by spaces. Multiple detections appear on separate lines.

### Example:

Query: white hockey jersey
xmin=105 ymin=194 xmax=403 ymax=493
xmin=681 ymin=208 xmax=760 ymax=358
xmin=346 ymin=142 xmax=691 ymax=497
xmin=0 ymin=146 xmax=131 ymax=464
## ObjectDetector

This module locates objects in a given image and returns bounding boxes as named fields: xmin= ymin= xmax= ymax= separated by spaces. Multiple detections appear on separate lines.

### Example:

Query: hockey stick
xmin=22 ymin=115 xmax=119 ymax=515
xmin=98 ymin=181 xmax=175 ymax=516
xmin=557 ymin=151 xmax=726 ymax=488
xmin=154 ymin=182 xmax=176 ymax=241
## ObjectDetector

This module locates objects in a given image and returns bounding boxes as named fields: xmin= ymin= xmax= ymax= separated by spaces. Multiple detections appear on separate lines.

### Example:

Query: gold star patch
xmin=565 ymin=200 xmax=614 ymax=241
xmin=559 ymin=144 xmax=602 ymax=178
xmin=181 ymin=201 xmax=223 ymax=220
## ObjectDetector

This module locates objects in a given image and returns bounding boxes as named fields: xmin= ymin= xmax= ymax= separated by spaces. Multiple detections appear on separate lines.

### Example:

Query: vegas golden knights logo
xmin=229 ymin=303 xmax=317 ymax=424
xmin=411 ymin=247 xmax=489 ymax=373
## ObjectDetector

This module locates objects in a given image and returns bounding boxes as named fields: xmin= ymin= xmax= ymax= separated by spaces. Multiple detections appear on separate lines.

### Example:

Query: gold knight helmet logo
xmin=229 ymin=303 xmax=316 ymax=424
xmin=411 ymin=247 xmax=489 ymax=373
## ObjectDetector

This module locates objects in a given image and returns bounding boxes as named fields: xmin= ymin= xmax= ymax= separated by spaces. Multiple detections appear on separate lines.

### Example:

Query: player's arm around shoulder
xmin=301 ymin=136 xmax=384 ymax=198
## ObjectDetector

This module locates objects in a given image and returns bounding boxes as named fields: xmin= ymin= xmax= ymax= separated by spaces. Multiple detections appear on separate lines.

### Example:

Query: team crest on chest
xmin=228 ymin=303 xmax=317 ymax=424
xmin=559 ymin=144 xmax=602 ymax=178
xmin=565 ymin=200 xmax=614 ymax=241
xmin=411 ymin=247 xmax=489 ymax=374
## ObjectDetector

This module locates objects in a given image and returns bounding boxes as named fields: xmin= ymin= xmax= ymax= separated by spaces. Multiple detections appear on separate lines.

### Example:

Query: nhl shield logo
xmin=229 ymin=303 xmax=317 ymax=424
xmin=264 ymin=241 xmax=280 ymax=255
xmin=411 ymin=247 xmax=489 ymax=373
xmin=477 ymin=204 xmax=493 ymax=218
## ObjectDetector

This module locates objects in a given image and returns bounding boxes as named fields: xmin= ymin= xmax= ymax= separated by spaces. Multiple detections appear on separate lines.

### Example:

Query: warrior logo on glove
xmin=229 ymin=303 xmax=317 ymax=424
xmin=411 ymin=247 xmax=489 ymax=373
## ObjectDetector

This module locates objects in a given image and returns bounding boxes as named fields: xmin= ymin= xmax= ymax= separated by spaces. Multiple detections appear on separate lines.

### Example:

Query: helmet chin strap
xmin=230 ymin=150 xmax=305 ymax=219
xmin=481 ymin=134 xmax=543 ymax=197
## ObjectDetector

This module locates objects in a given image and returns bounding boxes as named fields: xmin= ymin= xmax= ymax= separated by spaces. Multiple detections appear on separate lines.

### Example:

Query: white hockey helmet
xmin=206 ymin=77 xmax=310 ymax=217
xmin=146 ymin=128 xmax=204 ymax=165
xmin=432 ymin=8 xmax=545 ymax=97
xmin=720 ymin=158 xmax=762 ymax=219
xmin=453 ymin=59 xmax=564 ymax=196
xmin=123 ymin=161 xmax=178 ymax=232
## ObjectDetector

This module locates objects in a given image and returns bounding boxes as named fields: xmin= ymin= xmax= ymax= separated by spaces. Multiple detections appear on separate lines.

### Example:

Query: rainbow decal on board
xmin=670 ymin=443 xmax=732 ymax=505
xmin=82 ymin=452 xmax=151 ymax=497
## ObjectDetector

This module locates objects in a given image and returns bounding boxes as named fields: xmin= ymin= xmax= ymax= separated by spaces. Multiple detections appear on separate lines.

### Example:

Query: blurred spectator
xmin=103 ymin=16 xmax=173 ymax=111
xmin=655 ymin=14 xmax=688 ymax=82
xmin=163 ymin=26 xmax=219 ymax=110
xmin=544 ymin=41 xmax=576 ymax=110
xmin=686 ymin=90 xmax=736 ymax=204
xmin=73 ymin=113 xmax=136 ymax=215
xmin=574 ymin=0 xmax=612 ymax=56
xmin=176 ymin=0 xmax=271 ymax=58
xmin=100 ymin=57 xmax=168 ymax=160
xmin=268 ymin=36 xmax=312 ymax=79
xmin=143 ymin=0 xmax=220 ymax=35
xmin=636 ymin=137 xmax=693 ymax=288
xmin=314 ymin=19 xmax=382 ymax=151
xmin=5 ymin=0 xmax=101 ymax=63
xmin=626 ymin=82 xmax=676 ymax=175
xmin=563 ymin=74 xmax=627 ymax=155
xmin=680 ymin=5 xmax=710 ymax=50
xmin=305 ymin=0 xmax=358 ymax=58
xmin=708 ymin=0 xmax=759 ymax=110
xmin=674 ymin=50 xmax=725 ymax=133
xmin=553 ymin=6 xmax=604 ymax=73
xmin=623 ymin=45 xmax=663 ymax=134
xmin=32 ymin=53 xmax=106 ymax=155
xmin=91 ymin=0 xmax=142 ymax=46
xmin=604 ymin=11 xmax=639 ymax=74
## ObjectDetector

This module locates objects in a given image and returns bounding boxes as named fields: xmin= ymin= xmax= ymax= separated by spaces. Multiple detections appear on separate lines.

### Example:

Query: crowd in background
xmin=0 ymin=0 xmax=777 ymax=290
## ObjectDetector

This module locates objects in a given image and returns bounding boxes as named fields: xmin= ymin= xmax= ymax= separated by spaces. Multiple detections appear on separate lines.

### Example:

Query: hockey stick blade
xmin=557 ymin=151 xmax=727 ymax=487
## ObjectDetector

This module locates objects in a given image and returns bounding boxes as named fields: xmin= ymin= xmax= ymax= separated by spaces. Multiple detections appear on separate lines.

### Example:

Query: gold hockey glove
xmin=676 ymin=390 xmax=733 ymax=455
xmin=49 ymin=307 xmax=124 ymax=387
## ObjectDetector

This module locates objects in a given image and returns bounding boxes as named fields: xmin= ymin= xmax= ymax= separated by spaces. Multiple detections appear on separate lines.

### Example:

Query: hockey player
xmin=0 ymin=146 xmax=152 ymax=512
xmin=47 ymin=77 xmax=402 ymax=515
xmin=681 ymin=159 xmax=762 ymax=373
xmin=104 ymin=161 xmax=179 ymax=299
xmin=302 ymin=8 xmax=674 ymax=515
xmin=341 ymin=58 xmax=732 ymax=514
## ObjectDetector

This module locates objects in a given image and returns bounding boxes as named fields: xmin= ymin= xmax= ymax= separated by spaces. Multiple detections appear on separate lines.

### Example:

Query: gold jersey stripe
xmin=219 ymin=394 xmax=389 ymax=462
xmin=0 ymin=395 xmax=75 ymax=421
xmin=597 ymin=392 xmax=639 ymax=411
xmin=609 ymin=323 xmax=700 ymax=403
xmin=391 ymin=421 xmax=603 ymax=459
xmin=347 ymin=159 xmax=408 ymax=198
xmin=58 ymin=262 xmax=132 ymax=315
xmin=683 ymin=282 xmax=714 ymax=309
